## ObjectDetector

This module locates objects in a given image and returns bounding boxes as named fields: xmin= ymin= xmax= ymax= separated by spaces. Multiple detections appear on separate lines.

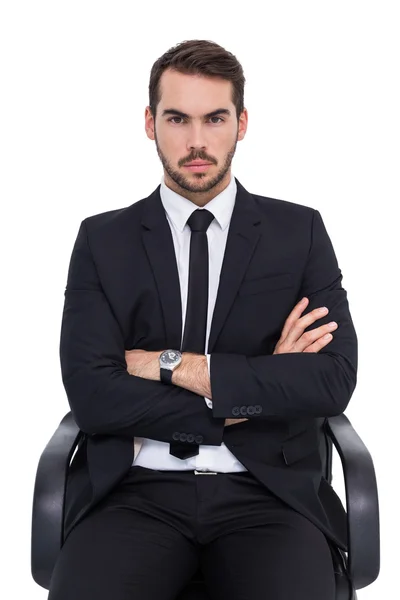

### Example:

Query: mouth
xmin=184 ymin=162 xmax=213 ymax=172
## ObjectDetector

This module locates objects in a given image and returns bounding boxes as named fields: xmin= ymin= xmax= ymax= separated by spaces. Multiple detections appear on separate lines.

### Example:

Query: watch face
xmin=160 ymin=350 xmax=181 ymax=366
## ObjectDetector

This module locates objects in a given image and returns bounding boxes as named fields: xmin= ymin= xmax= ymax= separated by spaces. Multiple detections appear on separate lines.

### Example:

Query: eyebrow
xmin=161 ymin=108 xmax=231 ymax=119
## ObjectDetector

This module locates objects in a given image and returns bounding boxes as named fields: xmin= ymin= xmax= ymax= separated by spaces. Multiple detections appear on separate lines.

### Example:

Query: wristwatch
xmin=159 ymin=349 xmax=183 ymax=384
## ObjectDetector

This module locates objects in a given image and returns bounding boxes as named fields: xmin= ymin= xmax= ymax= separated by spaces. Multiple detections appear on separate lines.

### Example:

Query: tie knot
xmin=186 ymin=209 xmax=215 ymax=233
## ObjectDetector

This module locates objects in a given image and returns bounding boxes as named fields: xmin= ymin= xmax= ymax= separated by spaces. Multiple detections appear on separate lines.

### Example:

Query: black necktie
xmin=169 ymin=208 xmax=215 ymax=460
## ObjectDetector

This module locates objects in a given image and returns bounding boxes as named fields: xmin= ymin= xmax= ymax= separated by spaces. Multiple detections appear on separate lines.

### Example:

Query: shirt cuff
xmin=204 ymin=353 xmax=213 ymax=409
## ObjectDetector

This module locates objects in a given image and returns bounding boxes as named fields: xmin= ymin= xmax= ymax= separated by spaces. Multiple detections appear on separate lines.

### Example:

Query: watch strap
xmin=160 ymin=367 xmax=173 ymax=385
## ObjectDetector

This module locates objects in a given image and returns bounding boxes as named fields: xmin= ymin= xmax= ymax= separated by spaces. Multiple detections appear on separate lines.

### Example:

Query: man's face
xmin=145 ymin=69 xmax=247 ymax=197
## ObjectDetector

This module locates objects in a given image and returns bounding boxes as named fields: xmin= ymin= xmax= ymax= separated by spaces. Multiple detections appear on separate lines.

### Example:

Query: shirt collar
xmin=159 ymin=173 xmax=237 ymax=232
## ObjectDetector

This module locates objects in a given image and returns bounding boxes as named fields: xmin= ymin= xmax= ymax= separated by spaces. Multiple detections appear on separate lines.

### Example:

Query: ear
xmin=237 ymin=107 xmax=248 ymax=141
xmin=145 ymin=106 xmax=155 ymax=141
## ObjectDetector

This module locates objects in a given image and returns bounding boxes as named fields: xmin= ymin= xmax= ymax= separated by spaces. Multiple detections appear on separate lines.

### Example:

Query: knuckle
xmin=291 ymin=322 xmax=303 ymax=337
xmin=298 ymin=315 xmax=311 ymax=329
xmin=302 ymin=330 xmax=314 ymax=343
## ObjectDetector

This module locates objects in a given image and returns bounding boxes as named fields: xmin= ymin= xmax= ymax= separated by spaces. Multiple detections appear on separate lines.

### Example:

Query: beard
xmin=154 ymin=129 xmax=238 ymax=194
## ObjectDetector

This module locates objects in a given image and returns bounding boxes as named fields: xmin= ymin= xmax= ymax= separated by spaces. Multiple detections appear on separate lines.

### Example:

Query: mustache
xmin=179 ymin=154 xmax=216 ymax=166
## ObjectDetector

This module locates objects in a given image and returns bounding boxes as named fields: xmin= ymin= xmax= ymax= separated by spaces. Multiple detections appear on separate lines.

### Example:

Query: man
xmin=48 ymin=40 xmax=357 ymax=600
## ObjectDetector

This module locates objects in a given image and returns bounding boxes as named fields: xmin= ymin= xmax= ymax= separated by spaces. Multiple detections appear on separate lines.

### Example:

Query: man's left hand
xmin=125 ymin=349 xmax=161 ymax=381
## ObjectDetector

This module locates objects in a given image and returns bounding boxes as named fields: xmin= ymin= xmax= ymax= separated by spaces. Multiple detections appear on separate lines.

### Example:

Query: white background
xmin=1 ymin=1 xmax=398 ymax=598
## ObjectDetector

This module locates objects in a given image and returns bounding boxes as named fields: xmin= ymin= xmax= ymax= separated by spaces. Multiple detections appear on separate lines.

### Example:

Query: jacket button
xmin=240 ymin=406 xmax=248 ymax=416
xmin=172 ymin=431 xmax=180 ymax=441
xmin=247 ymin=406 xmax=255 ymax=415
xmin=187 ymin=434 xmax=195 ymax=443
xmin=195 ymin=435 xmax=203 ymax=444
xmin=254 ymin=405 xmax=262 ymax=414
xmin=232 ymin=406 xmax=240 ymax=416
xmin=179 ymin=433 xmax=188 ymax=442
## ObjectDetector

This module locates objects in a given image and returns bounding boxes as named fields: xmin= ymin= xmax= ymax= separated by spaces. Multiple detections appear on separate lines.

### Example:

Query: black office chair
xmin=31 ymin=412 xmax=380 ymax=599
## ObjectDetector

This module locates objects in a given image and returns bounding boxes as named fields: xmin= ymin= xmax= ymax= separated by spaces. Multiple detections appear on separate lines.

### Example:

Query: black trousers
xmin=48 ymin=466 xmax=336 ymax=600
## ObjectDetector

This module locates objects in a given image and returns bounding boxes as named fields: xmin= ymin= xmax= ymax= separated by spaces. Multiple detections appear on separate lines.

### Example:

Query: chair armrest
xmin=31 ymin=411 xmax=82 ymax=589
xmin=326 ymin=414 xmax=380 ymax=590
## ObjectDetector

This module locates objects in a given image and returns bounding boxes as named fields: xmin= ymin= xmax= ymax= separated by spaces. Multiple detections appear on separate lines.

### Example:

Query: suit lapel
xmin=141 ymin=185 xmax=183 ymax=350
xmin=141 ymin=177 xmax=262 ymax=353
xmin=207 ymin=179 xmax=262 ymax=352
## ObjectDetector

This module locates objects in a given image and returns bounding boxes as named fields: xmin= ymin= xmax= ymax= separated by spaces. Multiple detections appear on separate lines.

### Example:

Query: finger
xmin=294 ymin=321 xmax=338 ymax=352
xmin=285 ymin=305 xmax=330 ymax=348
xmin=280 ymin=297 xmax=309 ymax=341
xmin=302 ymin=332 xmax=334 ymax=353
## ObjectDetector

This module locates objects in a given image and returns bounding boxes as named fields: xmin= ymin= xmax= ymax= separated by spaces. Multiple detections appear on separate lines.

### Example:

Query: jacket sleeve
xmin=60 ymin=219 xmax=225 ymax=443
xmin=209 ymin=209 xmax=358 ymax=419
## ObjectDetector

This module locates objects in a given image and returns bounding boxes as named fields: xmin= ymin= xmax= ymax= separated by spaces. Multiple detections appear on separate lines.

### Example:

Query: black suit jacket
xmin=61 ymin=178 xmax=357 ymax=552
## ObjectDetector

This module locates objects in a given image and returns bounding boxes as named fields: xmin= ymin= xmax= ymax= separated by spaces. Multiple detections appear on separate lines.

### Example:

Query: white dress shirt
xmin=133 ymin=173 xmax=247 ymax=473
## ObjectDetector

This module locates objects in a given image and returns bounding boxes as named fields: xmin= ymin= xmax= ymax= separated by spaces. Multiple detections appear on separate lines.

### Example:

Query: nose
xmin=186 ymin=122 xmax=207 ymax=152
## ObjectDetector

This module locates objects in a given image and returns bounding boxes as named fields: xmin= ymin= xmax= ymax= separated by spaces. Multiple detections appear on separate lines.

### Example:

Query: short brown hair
xmin=148 ymin=39 xmax=245 ymax=121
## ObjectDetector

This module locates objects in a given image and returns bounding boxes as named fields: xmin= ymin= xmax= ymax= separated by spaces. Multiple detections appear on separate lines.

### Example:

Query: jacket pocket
xmin=238 ymin=273 xmax=294 ymax=296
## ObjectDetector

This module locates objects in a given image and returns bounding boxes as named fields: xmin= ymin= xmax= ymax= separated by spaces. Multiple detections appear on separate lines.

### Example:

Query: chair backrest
xmin=31 ymin=413 xmax=81 ymax=589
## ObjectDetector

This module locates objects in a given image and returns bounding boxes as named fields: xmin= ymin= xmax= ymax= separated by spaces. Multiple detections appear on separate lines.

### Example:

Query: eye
xmin=167 ymin=116 xmax=225 ymax=124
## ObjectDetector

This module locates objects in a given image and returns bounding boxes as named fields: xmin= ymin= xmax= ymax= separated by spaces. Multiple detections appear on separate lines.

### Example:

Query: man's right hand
xmin=224 ymin=297 xmax=338 ymax=427
xmin=273 ymin=296 xmax=338 ymax=354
